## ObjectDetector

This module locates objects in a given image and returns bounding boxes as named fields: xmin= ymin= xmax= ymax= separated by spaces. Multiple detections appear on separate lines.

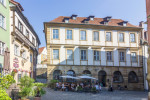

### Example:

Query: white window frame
xmin=67 ymin=49 xmax=73 ymax=60
xmin=131 ymin=52 xmax=137 ymax=62
xmin=0 ymin=41 xmax=5 ymax=55
xmin=0 ymin=14 xmax=5 ymax=29
xmin=94 ymin=50 xmax=100 ymax=61
xmin=18 ymin=21 xmax=23 ymax=32
xmin=53 ymin=29 xmax=59 ymax=39
xmin=93 ymin=31 xmax=99 ymax=41
xmin=81 ymin=50 xmax=87 ymax=60
xmin=130 ymin=33 xmax=135 ymax=42
xmin=119 ymin=33 xmax=124 ymax=42
xmin=14 ymin=44 xmax=19 ymax=56
xmin=106 ymin=32 xmax=111 ymax=42
xmin=107 ymin=51 xmax=112 ymax=61
xmin=22 ymin=50 xmax=26 ymax=59
xmin=66 ymin=30 xmax=72 ymax=40
xmin=80 ymin=30 xmax=86 ymax=40
xmin=119 ymin=51 xmax=125 ymax=62
xmin=53 ymin=49 xmax=59 ymax=60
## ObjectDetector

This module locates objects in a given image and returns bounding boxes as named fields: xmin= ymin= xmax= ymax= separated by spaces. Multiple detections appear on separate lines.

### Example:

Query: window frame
xmin=66 ymin=49 xmax=73 ymax=60
xmin=131 ymin=52 xmax=137 ymax=62
xmin=14 ymin=44 xmax=19 ymax=56
xmin=93 ymin=50 xmax=100 ymax=61
xmin=0 ymin=41 xmax=5 ymax=55
xmin=106 ymin=51 xmax=113 ymax=61
xmin=105 ymin=31 xmax=112 ymax=42
xmin=80 ymin=49 xmax=87 ymax=61
xmin=53 ymin=49 xmax=59 ymax=60
xmin=93 ymin=31 xmax=99 ymax=41
xmin=130 ymin=33 xmax=136 ymax=43
xmin=118 ymin=32 xmax=124 ymax=42
xmin=119 ymin=51 xmax=125 ymax=62
xmin=0 ymin=14 xmax=6 ymax=30
xmin=66 ymin=29 xmax=73 ymax=40
xmin=80 ymin=30 xmax=87 ymax=41
xmin=52 ymin=28 xmax=59 ymax=40
xmin=18 ymin=20 xmax=23 ymax=32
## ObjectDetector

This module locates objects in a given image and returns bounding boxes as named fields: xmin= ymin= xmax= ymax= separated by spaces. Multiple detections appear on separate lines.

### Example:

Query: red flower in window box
xmin=13 ymin=69 xmax=18 ymax=73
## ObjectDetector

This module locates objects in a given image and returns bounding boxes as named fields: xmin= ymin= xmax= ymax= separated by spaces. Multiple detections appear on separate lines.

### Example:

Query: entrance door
xmin=98 ymin=70 xmax=106 ymax=87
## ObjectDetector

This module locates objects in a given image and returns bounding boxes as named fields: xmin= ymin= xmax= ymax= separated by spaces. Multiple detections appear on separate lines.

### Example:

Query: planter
xmin=34 ymin=97 xmax=41 ymax=100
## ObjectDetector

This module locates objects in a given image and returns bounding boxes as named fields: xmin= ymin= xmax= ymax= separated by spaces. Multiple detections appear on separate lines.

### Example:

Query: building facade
xmin=44 ymin=15 xmax=147 ymax=90
xmin=37 ymin=47 xmax=47 ymax=64
xmin=0 ymin=0 xmax=10 ymax=72
xmin=9 ymin=0 xmax=40 ymax=83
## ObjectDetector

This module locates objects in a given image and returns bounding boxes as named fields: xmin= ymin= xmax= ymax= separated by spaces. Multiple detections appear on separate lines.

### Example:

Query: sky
xmin=15 ymin=0 xmax=147 ymax=47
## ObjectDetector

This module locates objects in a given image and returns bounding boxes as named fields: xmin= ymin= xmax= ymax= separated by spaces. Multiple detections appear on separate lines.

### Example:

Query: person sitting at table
xmin=71 ymin=83 xmax=75 ymax=91
xmin=62 ymin=83 xmax=66 ymax=91
xmin=95 ymin=83 xmax=100 ymax=92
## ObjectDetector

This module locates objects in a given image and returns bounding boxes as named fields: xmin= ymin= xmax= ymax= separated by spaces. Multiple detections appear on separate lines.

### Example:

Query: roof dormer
xmin=64 ymin=18 xmax=69 ymax=23
xmin=122 ymin=21 xmax=128 ymax=26
xmin=104 ymin=21 xmax=109 ymax=25
xmin=88 ymin=15 xmax=95 ymax=21
xmin=105 ymin=16 xmax=112 ymax=22
xmin=71 ymin=14 xmax=78 ymax=20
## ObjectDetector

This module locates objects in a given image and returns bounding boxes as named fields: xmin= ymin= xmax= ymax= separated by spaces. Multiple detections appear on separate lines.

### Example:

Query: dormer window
xmin=122 ymin=21 xmax=128 ymax=26
xmin=104 ymin=21 xmax=108 ymax=25
xmin=71 ymin=14 xmax=77 ymax=20
xmin=105 ymin=16 xmax=112 ymax=22
xmin=89 ymin=15 xmax=95 ymax=21
xmin=64 ymin=18 xmax=69 ymax=23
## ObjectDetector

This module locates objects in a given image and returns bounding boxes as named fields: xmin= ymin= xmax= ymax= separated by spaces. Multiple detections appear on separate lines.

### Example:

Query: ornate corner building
xmin=44 ymin=15 xmax=148 ymax=90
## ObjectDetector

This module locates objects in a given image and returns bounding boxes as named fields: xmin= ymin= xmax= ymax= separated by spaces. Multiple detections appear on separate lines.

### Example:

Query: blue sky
xmin=15 ymin=0 xmax=146 ymax=47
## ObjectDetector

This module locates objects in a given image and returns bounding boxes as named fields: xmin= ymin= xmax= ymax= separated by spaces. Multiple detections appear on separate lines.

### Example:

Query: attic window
xmin=104 ymin=21 xmax=108 ymax=25
xmin=89 ymin=16 xmax=95 ymax=21
xmin=105 ymin=16 xmax=112 ymax=22
xmin=122 ymin=21 xmax=128 ymax=26
xmin=71 ymin=14 xmax=78 ymax=20
xmin=64 ymin=18 xmax=69 ymax=23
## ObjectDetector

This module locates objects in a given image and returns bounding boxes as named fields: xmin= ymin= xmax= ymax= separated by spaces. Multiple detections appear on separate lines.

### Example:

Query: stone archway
xmin=53 ymin=70 xmax=62 ymax=81
xmin=98 ymin=70 xmax=107 ymax=87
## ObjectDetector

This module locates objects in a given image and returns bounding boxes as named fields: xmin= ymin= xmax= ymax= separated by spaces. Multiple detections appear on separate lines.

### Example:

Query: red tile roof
xmin=10 ymin=0 xmax=24 ymax=11
xmin=39 ymin=47 xmax=45 ymax=54
xmin=50 ymin=16 xmax=138 ymax=27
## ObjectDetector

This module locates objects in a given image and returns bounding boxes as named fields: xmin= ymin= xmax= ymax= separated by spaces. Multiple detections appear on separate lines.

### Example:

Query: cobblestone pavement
xmin=42 ymin=88 xmax=148 ymax=100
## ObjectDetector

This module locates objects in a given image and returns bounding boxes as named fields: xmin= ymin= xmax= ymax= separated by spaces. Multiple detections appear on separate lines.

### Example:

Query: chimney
xmin=64 ymin=18 xmax=69 ymax=23
xmin=139 ymin=21 xmax=145 ymax=39
xmin=88 ymin=15 xmax=95 ymax=21
xmin=71 ymin=14 xmax=78 ymax=20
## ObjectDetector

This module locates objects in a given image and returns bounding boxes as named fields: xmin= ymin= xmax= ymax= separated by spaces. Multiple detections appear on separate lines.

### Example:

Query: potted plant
xmin=91 ymin=87 xmax=97 ymax=94
xmin=18 ymin=76 xmax=34 ymax=100
xmin=33 ymin=83 xmax=47 ymax=100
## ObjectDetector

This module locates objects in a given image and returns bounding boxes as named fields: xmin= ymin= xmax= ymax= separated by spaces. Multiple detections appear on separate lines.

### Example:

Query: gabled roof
xmin=10 ymin=0 xmax=24 ymax=11
xmin=50 ymin=16 xmax=138 ymax=27
xmin=39 ymin=47 xmax=45 ymax=54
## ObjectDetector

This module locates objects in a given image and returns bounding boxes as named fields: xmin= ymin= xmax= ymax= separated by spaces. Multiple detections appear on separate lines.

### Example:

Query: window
xmin=67 ymin=70 xmax=75 ymax=82
xmin=30 ymin=54 xmax=33 ymax=62
xmin=0 ymin=42 xmax=5 ymax=55
xmin=18 ymin=74 xmax=21 ymax=81
xmin=107 ymin=51 xmax=112 ymax=61
xmin=119 ymin=33 xmax=124 ymax=42
xmin=26 ymin=30 xmax=29 ymax=38
xmin=53 ymin=49 xmax=59 ymax=59
xmin=18 ymin=21 xmax=23 ymax=32
xmin=81 ymin=50 xmax=86 ymax=60
xmin=0 ymin=14 xmax=5 ymax=29
xmin=14 ymin=45 xmax=19 ymax=56
xmin=144 ymin=32 xmax=147 ymax=40
xmin=131 ymin=52 xmax=136 ymax=62
xmin=0 ymin=0 xmax=5 ymax=6
xmin=113 ymin=71 xmax=124 ymax=83
xmin=32 ymin=37 xmax=35 ymax=45
xmin=66 ymin=30 xmax=72 ymax=40
xmin=53 ymin=70 xmax=62 ymax=80
xmin=67 ymin=50 xmax=73 ymax=60
xmin=119 ymin=52 xmax=125 ymax=62
xmin=106 ymin=32 xmax=111 ymax=41
xmin=93 ymin=31 xmax=99 ymax=41
xmin=128 ymin=71 xmax=138 ymax=83
xmin=80 ymin=31 xmax=86 ymax=40
xmin=130 ymin=33 xmax=135 ymax=42
xmin=53 ymin=29 xmax=59 ymax=39
xmin=21 ymin=50 xmax=26 ymax=59
xmin=94 ymin=50 xmax=100 ymax=61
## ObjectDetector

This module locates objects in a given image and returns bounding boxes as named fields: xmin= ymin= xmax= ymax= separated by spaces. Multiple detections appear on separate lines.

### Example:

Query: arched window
xmin=83 ymin=70 xmax=91 ymax=76
xmin=128 ymin=71 xmax=138 ymax=83
xmin=113 ymin=71 xmax=123 ymax=83
xmin=67 ymin=70 xmax=75 ymax=82
xmin=53 ymin=70 xmax=62 ymax=80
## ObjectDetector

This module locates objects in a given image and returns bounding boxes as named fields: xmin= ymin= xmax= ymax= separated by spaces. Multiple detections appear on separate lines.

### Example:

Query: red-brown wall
xmin=146 ymin=0 xmax=150 ymax=44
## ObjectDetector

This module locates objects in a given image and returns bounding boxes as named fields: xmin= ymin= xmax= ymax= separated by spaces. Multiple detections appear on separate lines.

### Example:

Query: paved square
xmin=42 ymin=88 xmax=148 ymax=100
